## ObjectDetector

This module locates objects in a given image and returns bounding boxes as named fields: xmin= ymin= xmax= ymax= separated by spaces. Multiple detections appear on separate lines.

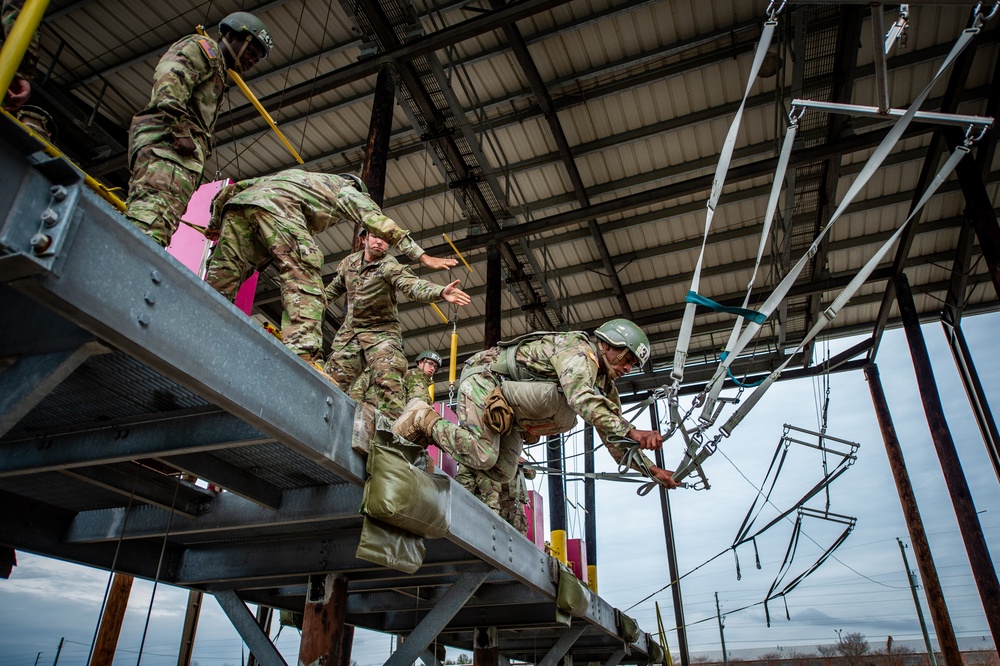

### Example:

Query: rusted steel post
xmin=863 ymin=363 xmax=962 ymax=666
xmin=473 ymin=626 xmax=499 ymax=666
xmin=484 ymin=241 xmax=502 ymax=348
xmin=950 ymin=133 xmax=1000 ymax=300
xmin=176 ymin=590 xmax=204 ymax=666
xmin=299 ymin=574 xmax=351 ymax=666
xmin=89 ymin=573 xmax=134 ymax=666
xmin=894 ymin=273 xmax=1000 ymax=644
xmin=355 ymin=64 xmax=396 ymax=249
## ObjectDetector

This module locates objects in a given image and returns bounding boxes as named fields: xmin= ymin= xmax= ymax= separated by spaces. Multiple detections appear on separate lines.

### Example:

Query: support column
xmin=484 ymin=241 xmax=502 ymax=348
xmin=89 ymin=573 xmax=133 ymax=666
xmin=356 ymin=64 xmax=396 ymax=246
xmin=473 ymin=626 xmax=498 ymax=666
xmin=863 ymin=363 xmax=961 ymax=666
xmin=950 ymin=130 xmax=1000 ymax=299
xmin=940 ymin=320 xmax=1000 ymax=485
xmin=547 ymin=434 xmax=567 ymax=565
xmin=247 ymin=606 xmax=274 ymax=666
xmin=583 ymin=425 xmax=598 ymax=592
xmin=299 ymin=574 xmax=350 ymax=666
xmin=176 ymin=590 xmax=204 ymax=666
xmin=654 ymin=407 xmax=689 ymax=666
xmin=895 ymin=274 xmax=1000 ymax=644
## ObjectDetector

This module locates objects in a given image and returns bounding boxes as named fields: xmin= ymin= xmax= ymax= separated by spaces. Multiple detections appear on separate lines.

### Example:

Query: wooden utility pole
xmin=895 ymin=274 xmax=1000 ymax=644
xmin=89 ymin=573 xmax=133 ymax=666
xmin=865 ymin=363 xmax=960 ymax=666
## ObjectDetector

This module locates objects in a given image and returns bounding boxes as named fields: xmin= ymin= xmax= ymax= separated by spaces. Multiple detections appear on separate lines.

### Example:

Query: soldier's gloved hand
xmin=173 ymin=135 xmax=197 ymax=157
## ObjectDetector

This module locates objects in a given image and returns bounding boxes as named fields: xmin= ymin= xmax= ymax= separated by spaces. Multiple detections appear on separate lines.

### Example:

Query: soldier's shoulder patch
xmin=196 ymin=38 xmax=218 ymax=60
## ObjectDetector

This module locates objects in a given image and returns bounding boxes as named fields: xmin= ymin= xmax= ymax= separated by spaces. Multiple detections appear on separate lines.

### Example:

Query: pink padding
xmin=166 ymin=180 xmax=224 ymax=277
xmin=164 ymin=179 xmax=258 ymax=316
xmin=233 ymin=273 xmax=259 ymax=316
xmin=525 ymin=490 xmax=545 ymax=550
xmin=566 ymin=538 xmax=589 ymax=583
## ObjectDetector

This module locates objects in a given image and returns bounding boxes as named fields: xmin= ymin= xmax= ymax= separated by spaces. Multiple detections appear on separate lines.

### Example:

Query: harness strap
xmin=719 ymin=142 xmax=971 ymax=438
xmin=670 ymin=17 xmax=780 ymax=385
xmin=699 ymin=119 xmax=799 ymax=417
xmin=703 ymin=20 xmax=983 ymax=400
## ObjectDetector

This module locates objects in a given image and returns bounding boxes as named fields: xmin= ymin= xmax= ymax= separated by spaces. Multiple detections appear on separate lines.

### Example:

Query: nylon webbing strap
xmin=670 ymin=18 xmax=779 ymax=384
xmin=610 ymin=437 xmax=663 ymax=496
xmin=718 ymin=142 xmax=971 ymax=437
xmin=700 ymin=120 xmax=799 ymax=418
xmin=684 ymin=292 xmax=766 ymax=323
xmin=700 ymin=21 xmax=982 ymax=401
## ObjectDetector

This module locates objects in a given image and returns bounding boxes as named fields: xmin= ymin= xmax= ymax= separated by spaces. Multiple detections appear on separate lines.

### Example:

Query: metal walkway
xmin=0 ymin=121 xmax=656 ymax=666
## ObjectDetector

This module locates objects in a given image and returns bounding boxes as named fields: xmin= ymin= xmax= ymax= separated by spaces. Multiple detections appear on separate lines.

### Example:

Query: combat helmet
xmin=219 ymin=12 xmax=274 ymax=59
xmin=594 ymin=318 xmax=650 ymax=367
xmin=416 ymin=350 xmax=443 ymax=366
xmin=340 ymin=174 xmax=369 ymax=195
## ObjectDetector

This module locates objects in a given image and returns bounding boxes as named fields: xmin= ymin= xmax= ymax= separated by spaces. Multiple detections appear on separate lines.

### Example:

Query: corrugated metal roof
xmin=22 ymin=0 xmax=1000 ymax=394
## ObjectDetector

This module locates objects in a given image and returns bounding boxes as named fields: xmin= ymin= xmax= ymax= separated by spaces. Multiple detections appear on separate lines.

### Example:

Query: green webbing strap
xmin=611 ymin=437 xmax=660 ymax=496
xmin=684 ymin=292 xmax=766 ymax=324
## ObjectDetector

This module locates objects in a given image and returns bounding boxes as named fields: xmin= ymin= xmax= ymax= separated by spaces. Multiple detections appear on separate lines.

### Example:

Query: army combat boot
xmin=393 ymin=398 xmax=441 ymax=447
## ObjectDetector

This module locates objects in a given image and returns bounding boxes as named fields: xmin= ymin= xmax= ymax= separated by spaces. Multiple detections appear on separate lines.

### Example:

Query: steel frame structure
xmin=0 ymin=124 xmax=656 ymax=666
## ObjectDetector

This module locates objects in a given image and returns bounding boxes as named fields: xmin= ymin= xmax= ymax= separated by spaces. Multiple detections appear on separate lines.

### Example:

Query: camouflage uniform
xmin=124 ymin=34 xmax=227 ymax=247
xmin=427 ymin=332 xmax=654 ymax=483
xmin=2 ymin=0 xmax=39 ymax=107
xmin=402 ymin=367 xmax=433 ymax=403
xmin=206 ymin=170 xmax=425 ymax=358
xmin=455 ymin=464 xmax=501 ymax=513
xmin=499 ymin=464 xmax=536 ymax=536
xmin=324 ymin=248 xmax=444 ymax=418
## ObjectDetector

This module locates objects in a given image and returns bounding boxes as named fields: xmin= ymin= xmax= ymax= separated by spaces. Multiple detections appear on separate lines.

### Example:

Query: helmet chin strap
xmin=597 ymin=342 xmax=631 ymax=378
xmin=221 ymin=34 xmax=253 ymax=73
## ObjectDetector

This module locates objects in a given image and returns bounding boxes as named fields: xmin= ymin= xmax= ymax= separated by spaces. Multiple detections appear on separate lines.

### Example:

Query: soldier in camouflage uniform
xmin=325 ymin=229 xmax=471 ymax=418
xmin=205 ymin=170 xmax=459 ymax=366
xmin=402 ymin=349 xmax=441 ymax=403
xmin=395 ymin=319 xmax=678 ymax=487
xmin=124 ymin=12 xmax=272 ymax=247
xmin=2 ymin=0 xmax=40 ymax=111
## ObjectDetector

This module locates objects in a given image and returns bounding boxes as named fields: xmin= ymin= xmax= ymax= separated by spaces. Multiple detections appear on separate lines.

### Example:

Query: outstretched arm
xmin=419 ymin=254 xmax=458 ymax=270
xmin=441 ymin=279 xmax=472 ymax=306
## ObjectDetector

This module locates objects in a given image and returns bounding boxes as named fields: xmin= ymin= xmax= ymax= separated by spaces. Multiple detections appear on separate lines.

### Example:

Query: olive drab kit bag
xmin=356 ymin=417 xmax=452 ymax=573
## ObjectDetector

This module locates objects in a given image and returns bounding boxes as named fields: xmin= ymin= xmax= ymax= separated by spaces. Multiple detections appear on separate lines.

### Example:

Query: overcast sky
xmin=1 ymin=312 xmax=997 ymax=666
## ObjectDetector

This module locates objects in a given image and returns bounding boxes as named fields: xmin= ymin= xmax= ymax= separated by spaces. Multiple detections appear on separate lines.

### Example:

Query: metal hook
xmin=766 ymin=0 xmax=787 ymax=20
xmin=963 ymin=123 xmax=989 ymax=146
xmin=788 ymin=105 xmax=805 ymax=126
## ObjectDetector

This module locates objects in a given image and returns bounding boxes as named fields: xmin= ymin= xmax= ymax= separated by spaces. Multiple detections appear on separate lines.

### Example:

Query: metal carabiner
xmin=766 ymin=0 xmax=787 ymax=21
xmin=964 ymin=123 xmax=990 ymax=147
xmin=788 ymin=105 xmax=805 ymax=127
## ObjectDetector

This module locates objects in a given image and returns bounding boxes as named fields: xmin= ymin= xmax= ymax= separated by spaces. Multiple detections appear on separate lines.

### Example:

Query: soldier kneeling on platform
xmin=394 ymin=319 xmax=678 ymax=489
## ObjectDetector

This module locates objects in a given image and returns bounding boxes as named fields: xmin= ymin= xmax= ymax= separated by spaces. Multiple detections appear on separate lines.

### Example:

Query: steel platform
xmin=0 ymin=120 xmax=657 ymax=666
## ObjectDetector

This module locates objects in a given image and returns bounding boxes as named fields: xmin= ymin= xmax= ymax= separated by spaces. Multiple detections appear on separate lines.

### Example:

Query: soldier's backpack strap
xmin=490 ymin=330 xmax=588 ymax=381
